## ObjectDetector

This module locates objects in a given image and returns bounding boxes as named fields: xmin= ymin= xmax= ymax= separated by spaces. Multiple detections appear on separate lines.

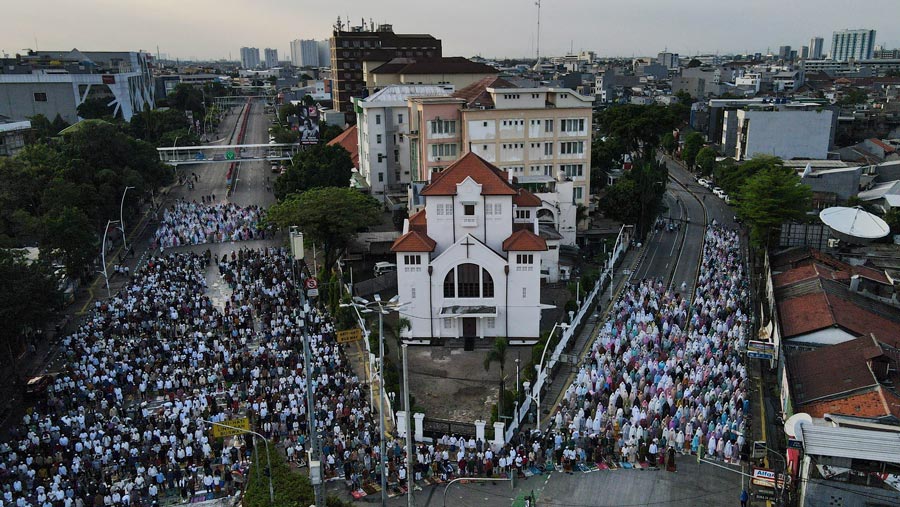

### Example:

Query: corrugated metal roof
xmin=801 ymin=424 xmax=900 ymax=464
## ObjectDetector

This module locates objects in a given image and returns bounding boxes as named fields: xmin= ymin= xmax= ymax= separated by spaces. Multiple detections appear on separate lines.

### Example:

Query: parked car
xmin=698 ymin=178 xmax=711 ymax=189
xmin=271 ymin=164 xmax=279 ymax=173
xmin=24 ymin=374 xmax=55 ymax=400
xmin=374 ymin=262 xmax=397 ymax=276
xmin=713 ymin=187 xmax=725 ymax=198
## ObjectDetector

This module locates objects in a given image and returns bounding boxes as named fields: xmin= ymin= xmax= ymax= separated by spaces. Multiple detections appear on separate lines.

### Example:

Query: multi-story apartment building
xmin=264 ymin=48 xmax=278 ymax=69
xmin=354 ymin=85 xmax=450 ymax=195
xmin=406 ymin=77 xmax=593 ymax=208
xmin=330 ymin=24 xmax=441 ymax=117
xmin=240 ymin=47 xmax=260 ymax=69
xmin=831 ymin=29 xmax=876 ymax=62
xmin=290 ymin=39 xmax=321 ymax=67
xmin=809 ymin=36 xmax=824 ymax=59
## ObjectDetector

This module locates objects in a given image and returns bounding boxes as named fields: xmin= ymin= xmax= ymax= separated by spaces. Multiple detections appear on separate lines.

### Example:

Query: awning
xmin=440 ymin=305 xmax=498 ymax=317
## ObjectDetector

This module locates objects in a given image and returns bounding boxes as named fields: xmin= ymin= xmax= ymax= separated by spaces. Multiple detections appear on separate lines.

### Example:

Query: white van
xmin=374 ymin=262 xmax=397 ymax=276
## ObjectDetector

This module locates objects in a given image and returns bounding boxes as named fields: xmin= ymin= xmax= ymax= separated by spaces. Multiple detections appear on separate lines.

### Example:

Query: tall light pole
xmin=100 ymin=219 xmax=120 ymax=298
xmin=402 ymin=343 xmax=415 ymax=507
xmin=201 ymin=420 xmax=273 ymax=505
xmin=288 ymin=228 xmax=324 ymax=507
xmin=119 ymin=186 xmax=135 ymax=253
xmin=341 ymin=294 xmax=408 ymax=507
xmin=532 ymin=321 xmax=569 ymax=430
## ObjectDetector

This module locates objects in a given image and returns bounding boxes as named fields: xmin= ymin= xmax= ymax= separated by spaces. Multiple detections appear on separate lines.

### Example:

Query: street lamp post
xmin=100 ymin=219 xmax=120 ymax=298
xmin=765 ymin=446 xmax=789 ymax=506
xmin=288 ymin=230 xmax=324 ymax=507
xmin=202 ymin=420 xmax=274 ymax=505
xmin=340 ymin=294 xmax=408 ymax=507
xmin=119 ymin=186 xmax=135 ymax=253
xmin=532 ymin=322 xmax=570 ymax=430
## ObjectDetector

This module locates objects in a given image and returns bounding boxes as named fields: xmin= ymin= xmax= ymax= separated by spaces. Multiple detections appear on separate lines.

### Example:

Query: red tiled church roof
xmin=420 ymin=153 xmax=518 ymax=196
xmin=408 ymin=209 xmax=427 ymax=234
xmin=327 ymin=125 xmax=359 ymax=167
xmin=390 ymin=230 xmax=436 ymax=253
xmin=502 ymin=229 xmax=547 ymax=252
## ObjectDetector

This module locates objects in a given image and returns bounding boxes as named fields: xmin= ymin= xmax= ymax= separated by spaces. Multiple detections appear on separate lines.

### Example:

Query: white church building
xmin=391 ymin=153 xmax=551 ymax=347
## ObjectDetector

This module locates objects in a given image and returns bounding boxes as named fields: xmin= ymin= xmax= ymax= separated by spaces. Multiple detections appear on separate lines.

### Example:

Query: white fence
xmin=506 ymin=225 xmax=630 ymax=442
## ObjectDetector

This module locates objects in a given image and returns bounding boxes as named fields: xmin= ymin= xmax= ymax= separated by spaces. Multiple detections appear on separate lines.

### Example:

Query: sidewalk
xmin=538 ymin=246 xmax=643 ymax=430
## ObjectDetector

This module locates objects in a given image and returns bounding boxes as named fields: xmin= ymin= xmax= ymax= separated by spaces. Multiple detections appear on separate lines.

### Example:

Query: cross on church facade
xmin=461 ymin=236 xmax=475 ymax=258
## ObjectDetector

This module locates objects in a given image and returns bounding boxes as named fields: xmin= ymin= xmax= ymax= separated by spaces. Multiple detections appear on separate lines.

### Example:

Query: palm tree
xmin=483 ymin=337 xmax=508 ymax=422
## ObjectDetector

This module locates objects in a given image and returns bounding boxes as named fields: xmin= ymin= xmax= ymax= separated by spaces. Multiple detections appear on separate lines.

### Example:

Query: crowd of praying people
xmin=541 ymin=225 xmax=751 ymax=471
xmin=0 ymin=217 xmax=754 ymax=506
xmin=153 ymin=200 xmax=263 ymax=249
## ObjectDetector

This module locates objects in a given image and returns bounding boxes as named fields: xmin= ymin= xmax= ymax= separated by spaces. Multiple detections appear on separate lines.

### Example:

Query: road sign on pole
xmin=225 ymin=150 xmax=236 ymax=160
xmin=305 ymin=277 xmax=319 ymax=297
xmin=209 ymin=417 xmax=250 ymax=438
xmin=336 ymin=328 xmax=363 ymax=343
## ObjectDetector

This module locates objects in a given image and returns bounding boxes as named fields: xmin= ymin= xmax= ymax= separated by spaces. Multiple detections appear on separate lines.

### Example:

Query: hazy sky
xmin=3 ymin=0 xmax=898 ymax=61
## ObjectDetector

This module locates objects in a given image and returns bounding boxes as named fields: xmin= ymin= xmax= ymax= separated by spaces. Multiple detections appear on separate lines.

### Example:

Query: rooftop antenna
xmin=533 ymin=0 xmax=542 ymax=70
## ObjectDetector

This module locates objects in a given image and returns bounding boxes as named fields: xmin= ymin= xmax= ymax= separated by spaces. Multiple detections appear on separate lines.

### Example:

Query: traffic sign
xmin=194 ymin=152 xmax=206 ymax=160
xmin=225 ymin=151 xmax=236 ymax=160
xmin=748 ymin=340 xmax=775 ymax=353
xmin=336 ymin=328 xmax=363 ymax=344
xmin=210 ymin=417 xmax=250 ymax=438
xmin=304 ymin=277 xmax=318 ymax=290
xmin=748 ymin=351 xmax=774 ymax=360
xmin=787 ymin=439 xmax=803 ymax=450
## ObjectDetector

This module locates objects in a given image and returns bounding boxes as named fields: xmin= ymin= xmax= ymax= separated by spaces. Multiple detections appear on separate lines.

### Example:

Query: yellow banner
xmin=210 ymin=417 xmax=250 ymax=438
xmin=336 ymin=328 xmax=363 ymax=343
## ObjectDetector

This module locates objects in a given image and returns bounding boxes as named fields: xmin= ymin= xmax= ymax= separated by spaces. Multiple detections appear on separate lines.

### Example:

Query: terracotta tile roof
xmin=420 ymin=153 xmax=518 ymax=196
xmin=452 ymin=76 xmax=517 ymax=108
xmin=408 ymin=209 xmax=427 ymax=234
xmin=778 ymin=293 xmax=835 ymax=338
xmin=327 ymin=125 xmax=359 ymax=168
xmin=773 ymin=263 xmax=849 ymax=288
xmin=777 ymin=279 xmax=900 ymax=345
xmin=390 ymin=230 xmax=436 ymax=253
xmin=787 ymin=335 xmax=884 ymax=406
xmin=868 ymin=138 xmax=897 ymax=154
xmin=513 ymin=188 xmax=542 ymax=207
xmin=502 ymin=229 xmax=548 ymax=252
xmin=772 ymin=247 xmax=890 ymax=285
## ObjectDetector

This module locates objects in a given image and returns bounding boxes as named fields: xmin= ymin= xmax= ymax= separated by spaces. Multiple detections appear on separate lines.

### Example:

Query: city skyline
xmin=3 ymin=0 xmax=900 ymax=62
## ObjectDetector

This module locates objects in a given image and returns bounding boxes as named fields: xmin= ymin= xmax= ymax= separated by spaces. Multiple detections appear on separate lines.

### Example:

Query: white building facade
xmin=831 ymin=29 xmax=876 ymax=62
xmin=354 ymin=85 xmax=449 ymax=195
xmin=290 ymin=39 xmax=321 ymax=68
xmin=264 ymin=48 xmax=278 ymax=69
xmin=392 ymin=153 xmax=549 ymax=345
xmin=724 ymin=108 xmax=835 ymax=160
xmin=240 ymin=47 xmax=260 ymax=69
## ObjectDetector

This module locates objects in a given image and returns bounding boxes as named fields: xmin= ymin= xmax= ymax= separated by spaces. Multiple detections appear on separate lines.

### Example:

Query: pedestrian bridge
xmin=157 ymin=143 xmax=303 ymax=166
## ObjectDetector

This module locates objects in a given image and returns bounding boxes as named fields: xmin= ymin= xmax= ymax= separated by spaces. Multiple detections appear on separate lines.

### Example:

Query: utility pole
xmin=403 ymin=343 xmax=415 ymax=507
xmin=290 ymin=229 xmax=324 ymax=507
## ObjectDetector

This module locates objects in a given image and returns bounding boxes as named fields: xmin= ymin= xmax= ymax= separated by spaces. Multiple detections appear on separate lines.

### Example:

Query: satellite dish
xmin=819 ymin=206 xmax=890 ymax=244
xmin=784 ymin=412 xmax=813 ymax=439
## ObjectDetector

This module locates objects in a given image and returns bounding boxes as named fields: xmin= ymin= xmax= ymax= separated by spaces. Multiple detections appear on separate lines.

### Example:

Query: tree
xmin=320 ymin=123 xmax=345 ymax=144
xmin=483 ymin=337 xmax=508 ymax=423
xmin=165 ymin=83 xmax=205 ymax=118
xmin=660 ymin=132 xmax=677 ymax=154
xmin=681 ymin=132 xmax=704 ymax=169
xmin=837 ymin=87 xmax=868 ymax=107
xmin=0 ymin=249 xmax=61 ymax=368
xmin=302 ymin=94 xmax=316 ymax=106
xmin=274 ymin=144 xmax=353 ymax=199
xmin=714 ymin=155 xmax=779 ymax=196
xmin=674 ymin=89 xmax=693 ymax=104
xmin=687 ymin=59 xmax=702 ymax=68
xmin=265 ymin=187 xmax=381 ymax=272
xmin=76 ymin=98 xmax=116 ymax=119
xmin=599 ymin=161 xmax=667 ymax=239
xmin=884 ymin=208 xmax=900 ymax=235
xmin=695 ymin=146 xmax=717 ymax=176
xmin=41 ymin=206 xmax=96 ymax=280
xmin=736 ymin=166 xmax=812 ymax=249
xmin=596 ymin=104 xmax=681 ymax=162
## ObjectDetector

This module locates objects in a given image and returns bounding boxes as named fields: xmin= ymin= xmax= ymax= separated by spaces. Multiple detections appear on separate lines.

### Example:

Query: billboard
xmin=291 ymin=105 xmax=320 ymax=144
